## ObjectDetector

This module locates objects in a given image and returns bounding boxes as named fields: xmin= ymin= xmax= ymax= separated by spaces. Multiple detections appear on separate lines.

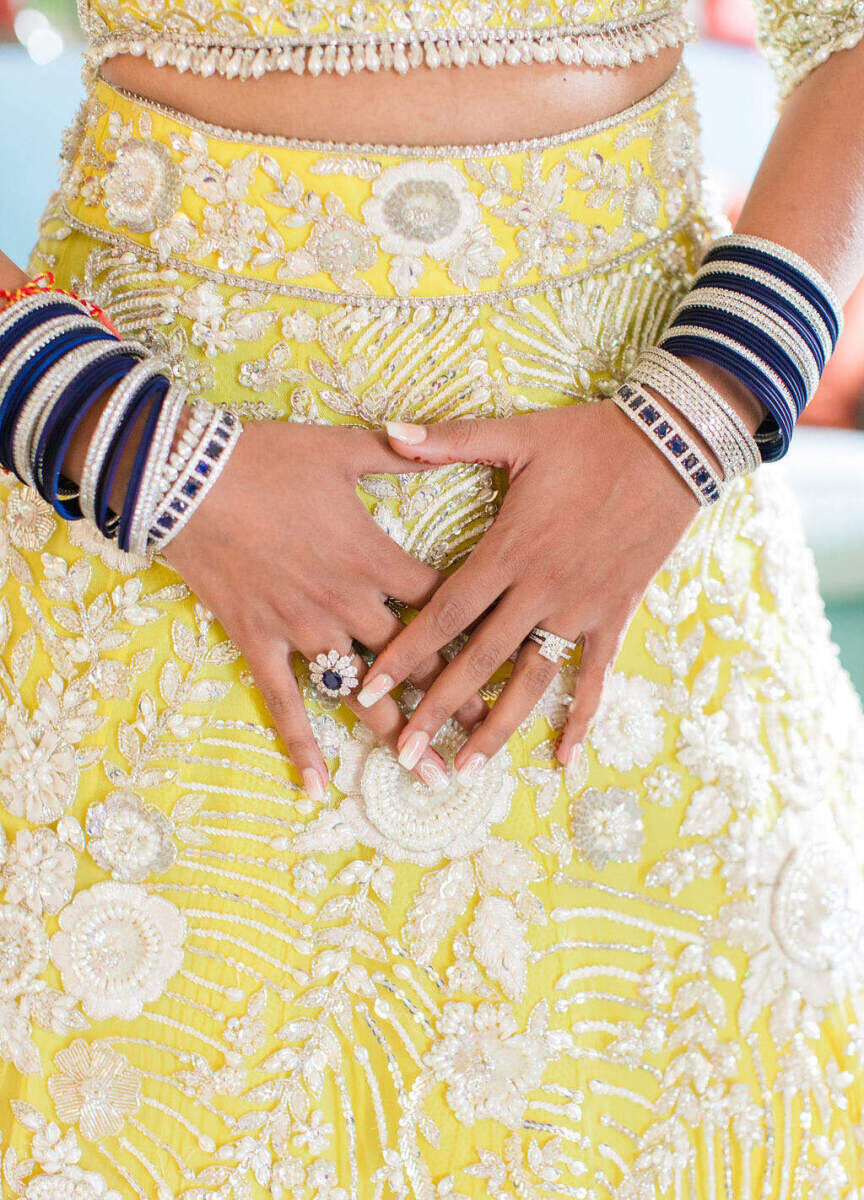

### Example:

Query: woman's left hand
xmin=355 ymin=399 xmax=704 ymax=780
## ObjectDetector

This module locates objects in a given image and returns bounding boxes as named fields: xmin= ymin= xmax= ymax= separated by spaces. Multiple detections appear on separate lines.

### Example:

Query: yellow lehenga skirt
xmin=3 ymin=57 xmax=864 ymax=1200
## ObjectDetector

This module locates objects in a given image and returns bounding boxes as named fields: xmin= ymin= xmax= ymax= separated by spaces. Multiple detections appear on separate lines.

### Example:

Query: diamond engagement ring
xmin=526 ymin=628 xmax=585 ymax=665
xmin=309 ymin=650 xmax=360 ymax=698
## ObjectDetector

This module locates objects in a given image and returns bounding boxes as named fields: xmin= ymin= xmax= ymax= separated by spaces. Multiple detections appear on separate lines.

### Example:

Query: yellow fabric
xmin=3 ymin=61 xmax=864 ymax=1200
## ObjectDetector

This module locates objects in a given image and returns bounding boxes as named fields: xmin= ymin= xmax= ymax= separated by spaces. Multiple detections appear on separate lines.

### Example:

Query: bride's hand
xmin=356 ymin=401 xmax=703 ymax=779
xmin=160 ymin=419 xmax=486 ymax=796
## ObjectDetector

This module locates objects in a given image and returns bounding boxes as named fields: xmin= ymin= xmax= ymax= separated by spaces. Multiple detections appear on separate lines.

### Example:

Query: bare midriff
xmin=98 ymin=44 xmax=683 ymax=145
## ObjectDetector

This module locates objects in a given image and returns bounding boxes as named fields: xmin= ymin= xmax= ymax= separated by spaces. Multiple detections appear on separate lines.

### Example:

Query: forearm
xmin=735 ymin=39 xmax=864 ymax=306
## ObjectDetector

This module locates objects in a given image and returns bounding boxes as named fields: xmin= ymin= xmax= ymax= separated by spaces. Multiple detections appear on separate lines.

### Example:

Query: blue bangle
xmin=35 ymin=353 xmax=140 ymax=515
xmin=657 ymin=332 xmax=791 ymax=462
xmin=689 ymin=271 xmax=827 ymax=374
xmin=701 ymin=244 xmax=840 ymax=349
xmin=116 ymin=377 xmax=169 ymax=553
xmin=95 ymin=375 xmax=165 ymax=539
xmin=0 ymin=328 xmax=114 ymax=472
xmin=0 ymin=299 xmax=86 ymax=360
xmin=666 ymin=305 xmax=808 ymax=417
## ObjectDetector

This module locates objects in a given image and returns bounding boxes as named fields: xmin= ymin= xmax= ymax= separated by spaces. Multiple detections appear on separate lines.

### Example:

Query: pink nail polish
xmin=302 ymin=768 xmax=325 ymax=801
xmin=417 ymin=758 xmax=449 ymax=792
xmin=385 ymin=420 xmax=427 ymax=444
xmin=357 ymin=673 xmax=393 ymax=708
xmin=398 ymin=731 xmax=429 ymax=770
xmin=456 ymin=753 xmax=486 ymax=787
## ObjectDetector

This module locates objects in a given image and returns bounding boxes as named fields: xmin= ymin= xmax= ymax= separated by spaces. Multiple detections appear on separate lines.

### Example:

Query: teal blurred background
xmin=1 ymin=24 xmax=862 ymax=693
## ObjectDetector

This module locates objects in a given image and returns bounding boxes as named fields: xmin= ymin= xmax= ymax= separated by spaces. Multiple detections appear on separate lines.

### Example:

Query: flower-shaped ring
xmin=309 ymin=649 xmax=360 ymax=698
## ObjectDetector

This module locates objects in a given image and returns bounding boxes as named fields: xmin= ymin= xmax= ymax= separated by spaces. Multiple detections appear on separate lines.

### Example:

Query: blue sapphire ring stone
xmin=309 ymin=650 xmax=360 ymax=698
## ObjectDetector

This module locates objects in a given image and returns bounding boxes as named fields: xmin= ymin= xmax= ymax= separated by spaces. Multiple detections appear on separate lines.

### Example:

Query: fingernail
xmin=417 ymin=757 xmax=449 ymax=792
xmin=385 ymin=420 xmax=427 ymax=445
xmin=302 ymin=768 xmax=325 ymax=801
xmin=456 ymin=753 xmax=486 ymax=787
xmin=398 ymin=731 xmax=429 ymax=770
xmin=357 ymin=673 xmax=393 ymax=708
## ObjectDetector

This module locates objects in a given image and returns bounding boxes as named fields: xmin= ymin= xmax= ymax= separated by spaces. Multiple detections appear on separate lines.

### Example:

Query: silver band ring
xmin=309 ymin=650 xmax=361 ymax=698
xmin=526 ymin=627 xmax=585 ymax=665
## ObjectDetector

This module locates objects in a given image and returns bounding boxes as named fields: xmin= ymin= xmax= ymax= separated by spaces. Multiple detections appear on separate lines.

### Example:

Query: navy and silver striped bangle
xmin=657 ymin=327 xmax=796 ymax=462
xmin=611 ymin=381 xmax=722 ymax=505
xmin=690 ymin=264 xmax=830 ymax=372
xmin=666 ymin=295 xmax=817 ymax=415
xmin=702 ymin=234 xmax=843 ymax=348
xmin=94 ymin=374 xmax=167 ymax=538
xmin=664 ymin=305 xmax=809 ymax=416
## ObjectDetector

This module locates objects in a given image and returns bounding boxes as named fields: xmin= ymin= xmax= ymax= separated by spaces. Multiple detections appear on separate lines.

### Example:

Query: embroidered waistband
xmin=59 ymin=60 xmax=706 ymax=303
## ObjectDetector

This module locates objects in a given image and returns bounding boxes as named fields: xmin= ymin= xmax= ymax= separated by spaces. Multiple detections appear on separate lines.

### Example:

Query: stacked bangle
xmin=610 ymin=380 xmax=722 ymax=506
xmin=0 ymin=280 xmax=245 ymax=560
xmin=629 ymin=346 xmax=761 ymax=482
xmin=658 ymin=233 xmax=843 ymax=461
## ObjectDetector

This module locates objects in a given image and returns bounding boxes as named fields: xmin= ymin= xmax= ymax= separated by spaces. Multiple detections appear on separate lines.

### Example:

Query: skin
xmin=3 ymin=36 xmax=864 ymax=788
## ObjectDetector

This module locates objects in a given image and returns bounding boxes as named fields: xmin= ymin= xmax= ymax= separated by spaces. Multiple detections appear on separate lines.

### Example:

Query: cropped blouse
xmin=76 ymin=0 xmax=864 ymax=101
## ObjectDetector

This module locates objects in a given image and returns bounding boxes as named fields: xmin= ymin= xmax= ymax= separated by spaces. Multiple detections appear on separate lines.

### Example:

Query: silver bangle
xmin=156 ymin=395 xmax=215 ymax=494
xmin=632 ymin=347 xmax=761 ymax=480
xmin=125 ymin=385 xmax=189 ymax=557
xmin=78 ymin=357 xmax=171 ymax=528
xmin=691 ymin=259 xmax=833 ymax=366
xmin=611 ymin=381 xmax=722 ymax=507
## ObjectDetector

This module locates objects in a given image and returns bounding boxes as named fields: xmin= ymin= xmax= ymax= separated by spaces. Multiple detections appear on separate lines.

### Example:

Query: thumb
xmin=383 ymin=417 xmax=522 ymax=469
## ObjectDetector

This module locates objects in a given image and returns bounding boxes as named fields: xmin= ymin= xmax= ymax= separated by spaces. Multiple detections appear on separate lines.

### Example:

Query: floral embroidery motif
xmin=50 ymin=883 xmax=186 ymax=1019
xmin=424 ymin=999 xmax=573 ymax=1128
xmin=569 ymin=785 xmax=645 ymax=869
xmin=297 ymin=725 xmax=516 ymax=865
xmin=1 ymin=829 xmax=77 ymax=915
xmin=47 ymin=1040 xmax=141 ymax=1140
xmin=103 ymin=137 xmax=182 ymax=234
xmin=362 ymin=161 xmax=504 ymax=294
xmin=85 ymin=791 xmax=176 ymax=881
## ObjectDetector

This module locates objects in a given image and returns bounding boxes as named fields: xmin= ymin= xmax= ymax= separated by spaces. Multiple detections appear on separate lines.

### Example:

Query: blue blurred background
xmin=1 ymin=5 xmax=862 ymax=691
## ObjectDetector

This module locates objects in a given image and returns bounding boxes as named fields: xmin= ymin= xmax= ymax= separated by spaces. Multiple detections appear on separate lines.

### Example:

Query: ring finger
xmin=452 ymin=625 xmax=584 ymax=780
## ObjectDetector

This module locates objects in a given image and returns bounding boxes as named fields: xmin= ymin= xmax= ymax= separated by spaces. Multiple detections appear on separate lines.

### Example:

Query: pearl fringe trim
xmin=82 ymin=9 xmax=696 ymax=81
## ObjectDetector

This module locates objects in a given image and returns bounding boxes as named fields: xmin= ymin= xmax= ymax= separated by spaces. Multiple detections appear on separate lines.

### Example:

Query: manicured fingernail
xmin=385 ymin=420 xmax=427 ymax=444
xmin=456 ymin=753 xmax=486 ymax=786
xmin=398 ymin=731 xmax=429 ymax=770
xmin=357 ymin=673 xmax=393 ymax=708
xmin=417 ymin=757 xmax=449 ymax=792
xmin=302 ymin=768 xmax=325 ymax=801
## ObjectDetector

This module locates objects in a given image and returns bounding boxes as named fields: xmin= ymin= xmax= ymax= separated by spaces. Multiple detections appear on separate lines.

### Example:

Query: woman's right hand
xmin=159 ymin=418 xmax=483 ymax=797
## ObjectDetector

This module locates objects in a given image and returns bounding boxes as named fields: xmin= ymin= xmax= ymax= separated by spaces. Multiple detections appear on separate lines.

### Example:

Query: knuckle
xmin=465 ymin=639 xmax=505 ymax=680
xmin=282 ymin=735 xmax=313 ymax=764
xmin=524 ymin=659 xmax=557 ymax=694
xmin=432 ymin=596 xmax=469 ymax=641
xmin=418 ymin=698 xmax=451 ymax=729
